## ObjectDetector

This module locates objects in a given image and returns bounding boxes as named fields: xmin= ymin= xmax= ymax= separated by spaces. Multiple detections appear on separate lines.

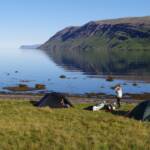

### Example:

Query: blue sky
xmin=0 ymin=0 xmax=150 ymax=48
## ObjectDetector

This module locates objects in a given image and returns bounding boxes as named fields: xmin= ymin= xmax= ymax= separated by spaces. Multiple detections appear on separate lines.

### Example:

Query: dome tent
xmin=36 ymin=92 xmax=73 ymax=108
xmin=128 ymin=100 xmax=150 ymax=121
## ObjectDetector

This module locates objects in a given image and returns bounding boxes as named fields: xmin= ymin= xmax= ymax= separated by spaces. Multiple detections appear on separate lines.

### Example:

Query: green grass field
xmin=0 ymin=100 xmax=149 ymax=150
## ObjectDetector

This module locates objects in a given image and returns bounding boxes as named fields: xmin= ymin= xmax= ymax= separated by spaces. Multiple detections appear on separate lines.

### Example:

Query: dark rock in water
xmin=59 ymin=75 xmax=66 ymax=79
xmin=18 ymin=84 xmax=28 ymax=88
xmin=20 ymin=80 xmax=31 ymax=83
xmin=15 ymin=71 xmax=19 ymax=73
xmin=132 ymin=83 xmax=138 ymax=86
xmin=3 ymin=84 xmax=32 ymax=91
xmin=123 ymin=83 xmax=127 ymax=85
xmin=3 ymin=83 xmax=46 ymax=92
xmin=106 ymin=76 xmax=114 ymax=82
xmin=35 ymin=84 xmax=46 ymax=89
xmin=110 ymin=86 xmax=115 ymax=90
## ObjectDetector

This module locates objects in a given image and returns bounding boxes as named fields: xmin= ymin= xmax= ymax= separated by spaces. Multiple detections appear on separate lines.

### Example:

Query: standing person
xmin=115 ymin=84 xmax=123 ymax=108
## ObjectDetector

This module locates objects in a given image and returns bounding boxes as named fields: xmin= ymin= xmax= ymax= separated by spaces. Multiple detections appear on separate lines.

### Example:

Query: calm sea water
xmin=0 ymin=48 xmax=149 ymax=95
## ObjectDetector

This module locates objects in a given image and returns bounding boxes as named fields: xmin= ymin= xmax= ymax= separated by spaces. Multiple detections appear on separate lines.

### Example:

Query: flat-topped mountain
xmin=39 ymin=16 xmax=150 ymax=51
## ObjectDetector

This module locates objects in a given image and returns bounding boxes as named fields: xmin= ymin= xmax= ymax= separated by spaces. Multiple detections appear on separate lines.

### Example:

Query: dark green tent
xmin=128 ymin=100 xmax=150 ymax=121
xmin=36 ymin=92 xmax=73 ymax=108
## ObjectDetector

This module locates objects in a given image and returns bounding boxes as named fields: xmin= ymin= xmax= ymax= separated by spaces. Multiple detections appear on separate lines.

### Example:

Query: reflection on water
xmin=0 ymin=48 xmax=149 ymax=94
xmin=43 ymin=48 xmax=150 ymax=75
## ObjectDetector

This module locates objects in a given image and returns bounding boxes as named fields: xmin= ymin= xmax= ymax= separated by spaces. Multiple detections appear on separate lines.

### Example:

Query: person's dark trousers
xmin=116 ymin=97 xmax=121 ymax=108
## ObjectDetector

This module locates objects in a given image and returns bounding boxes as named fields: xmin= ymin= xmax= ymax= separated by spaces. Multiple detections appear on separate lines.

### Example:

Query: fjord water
xmin=0 ymin=48 xmax=149 ymax=94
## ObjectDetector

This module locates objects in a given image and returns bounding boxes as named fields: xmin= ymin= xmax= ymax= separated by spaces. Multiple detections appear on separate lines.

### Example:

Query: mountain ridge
xmin=39 ymin=16 xmax=150 ymax=51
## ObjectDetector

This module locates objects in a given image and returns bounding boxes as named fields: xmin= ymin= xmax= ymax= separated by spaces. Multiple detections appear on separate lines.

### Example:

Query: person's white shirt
xmin=115 ymin=86 xmax=123 ymax=98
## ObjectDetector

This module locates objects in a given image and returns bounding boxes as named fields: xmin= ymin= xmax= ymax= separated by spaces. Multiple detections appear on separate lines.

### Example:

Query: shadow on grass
xmin=83 ymin=105 xmax=93 ymax=111
xmin=111 ymin=110 xmax=129 ymax=117
xmin=83 ymin=105 xmax=130 ymax=117
xmin=30 ymin=100 xmax=38 ymax=106
xmin=30 ymin=101 xmax=130 ymax=118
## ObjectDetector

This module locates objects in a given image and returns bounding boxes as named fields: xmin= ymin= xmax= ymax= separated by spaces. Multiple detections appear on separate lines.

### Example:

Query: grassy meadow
xmin=0 ymin=99 xmax=149 ymax=150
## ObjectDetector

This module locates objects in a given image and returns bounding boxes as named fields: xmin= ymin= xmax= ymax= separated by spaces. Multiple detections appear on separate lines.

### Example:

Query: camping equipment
xmin=36 ymin=92 xmax=73 ymax=108
xmin=128 ymin=100 xmax=150 ymax=121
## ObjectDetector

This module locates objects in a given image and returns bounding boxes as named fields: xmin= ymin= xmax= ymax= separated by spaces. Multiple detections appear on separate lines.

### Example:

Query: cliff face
xmin=39 ymin=16 xmax=150 ymax=51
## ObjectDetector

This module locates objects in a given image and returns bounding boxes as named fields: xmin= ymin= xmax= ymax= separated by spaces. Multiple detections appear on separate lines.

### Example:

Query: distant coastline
xmin=20 ymin=44 xmax=41 ymax=49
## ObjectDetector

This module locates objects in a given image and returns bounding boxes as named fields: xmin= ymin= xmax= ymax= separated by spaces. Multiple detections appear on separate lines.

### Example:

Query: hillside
xmin=0 ymin=99 xmax=150 ymax=149
xmin=39 ymin=16 xmax=150 ymax=74
xmin=39 ymin=16 xmax=150 ymax=51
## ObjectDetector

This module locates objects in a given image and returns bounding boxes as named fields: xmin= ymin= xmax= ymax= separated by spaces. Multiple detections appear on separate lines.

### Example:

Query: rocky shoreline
xmin=0 ymin=92 xmax=149 ymax=104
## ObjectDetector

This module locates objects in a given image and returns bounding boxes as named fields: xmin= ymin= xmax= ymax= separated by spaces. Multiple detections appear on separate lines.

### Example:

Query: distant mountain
xmin=20 ymin=44 xmax=41 ymax=49
xmin=39 ymin=16 xmax=150 ymax=52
